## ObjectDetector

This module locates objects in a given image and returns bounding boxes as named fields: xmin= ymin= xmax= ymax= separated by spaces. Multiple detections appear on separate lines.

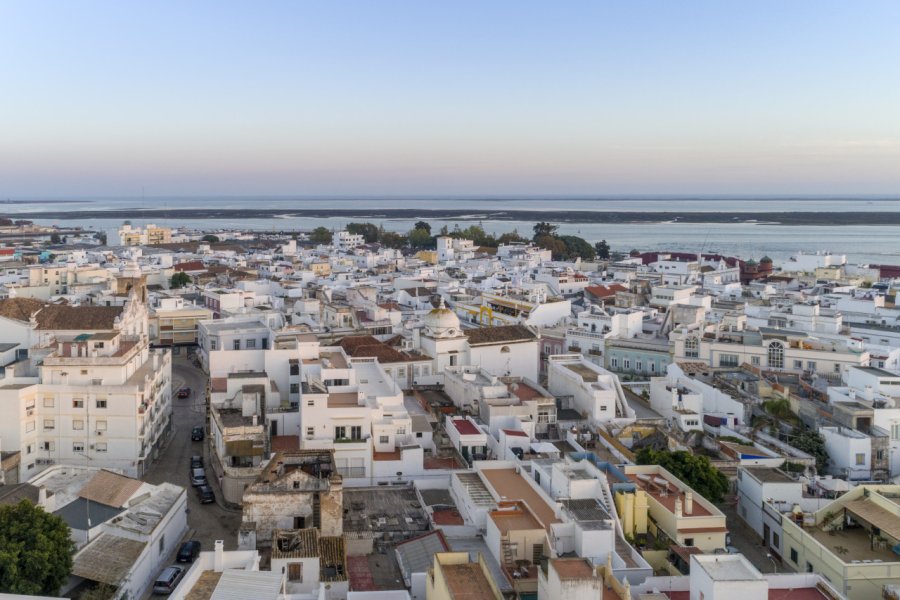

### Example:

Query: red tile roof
xmin=502 ymin=429 xmax=528 ymax=437
xmin=452 ymin=419 xmax=481 ymax=436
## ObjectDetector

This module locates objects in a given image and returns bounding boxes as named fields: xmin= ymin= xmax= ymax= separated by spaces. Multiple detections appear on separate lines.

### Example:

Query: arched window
xmin=768 ymin=341 xmax=784 ymax=369
xmin=500 ymin=346 xmax=510 ymax=353
xmin=684 ymin=336 xmax=699 ymax=358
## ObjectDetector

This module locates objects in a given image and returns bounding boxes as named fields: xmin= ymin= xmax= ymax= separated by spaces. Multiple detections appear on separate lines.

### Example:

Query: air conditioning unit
xmin=96 ymin=431 xmax=104 ymax=436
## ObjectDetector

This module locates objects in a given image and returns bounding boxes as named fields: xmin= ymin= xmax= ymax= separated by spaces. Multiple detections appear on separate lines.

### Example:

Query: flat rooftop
xmin=694 ymin=555 xmax=762 ymax=581
xmin=744 ymin=467 xmax=796 ymax=484
xmin=440 ymin=563 xmax=496 ymax=600
xmin=627 ymin=473 xmax=715 ymax=519
xmin=480 ymin=468 xmax=559 ymax=532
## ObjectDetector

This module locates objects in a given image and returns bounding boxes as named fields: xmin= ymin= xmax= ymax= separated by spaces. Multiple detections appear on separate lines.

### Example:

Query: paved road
xmin=718 ymin=499 xmax=783 ymax=574
xmin=143 ymin=354 xmax=241 ymax=553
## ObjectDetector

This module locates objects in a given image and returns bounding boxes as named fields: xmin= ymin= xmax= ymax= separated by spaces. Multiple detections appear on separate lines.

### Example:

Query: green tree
xmin=94 ymin=231 xmax=107 ymax=245
xmin=170 ymin=271 xmax=191 ymax=289
xmin=50 ymin=233 xmax=61 ymax=244
xmin=558 ymin=235 xmax=596 ymax=261
xmin=534 ymin=234 xmax=568 ymax=260
xmin=408 ymin=227 xmax=434 ymax=249
xmin=346 ymin=222 xmax=380 ymax=243
xmin=414 ymin=221 xmax=432 ymax=234
xmin=201 ymin=234 xmax=220 ymax=243
xmin=594 ymin=240 xmax=611 ymax=259
xmin=497 ymin=229 xmax=526 ymax=245
xmin=635 ymin=448 xmax=730 ymax=503
xmin=532 ymin=221 xmax=559 ymax=240
xmin=378 ymin=231 xmax=407 ymax=248
xmin=0 ymin=500 xmax=73 ymax=595
xmin=309 ymin=227 xmax=333 ymax=244
xmin=788 ymin=429 xmax=829 ymax=471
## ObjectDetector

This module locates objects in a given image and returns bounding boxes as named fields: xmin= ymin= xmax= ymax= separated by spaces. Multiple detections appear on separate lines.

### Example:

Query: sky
xmin=2 ymin=1 xmax=900 ymax=198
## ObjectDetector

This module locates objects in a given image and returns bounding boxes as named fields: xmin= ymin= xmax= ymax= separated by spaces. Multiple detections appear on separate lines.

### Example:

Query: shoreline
xmin=8 ymin=207 xmax=900 ymax=225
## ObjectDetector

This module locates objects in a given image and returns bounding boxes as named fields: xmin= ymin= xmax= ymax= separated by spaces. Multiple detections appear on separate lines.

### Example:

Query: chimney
xmin=214 ymin=540 xmax=224 ymax=572
xmin=685 ymin=491 xmax=694 ymax=515
xmin=864 ymin=385 xmax=874 ymax=402
xmin=674 ymin=497 xmax=683 ymax=518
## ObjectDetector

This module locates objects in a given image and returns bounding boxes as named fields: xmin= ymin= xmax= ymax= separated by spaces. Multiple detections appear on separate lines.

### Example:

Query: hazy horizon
xmin=3 ymin=1 xmax=900 ymax=197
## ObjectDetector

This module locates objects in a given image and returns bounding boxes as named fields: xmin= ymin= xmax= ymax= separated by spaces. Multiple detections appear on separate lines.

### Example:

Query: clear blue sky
xmin=2 ymin=1 xmax=900 ymax=197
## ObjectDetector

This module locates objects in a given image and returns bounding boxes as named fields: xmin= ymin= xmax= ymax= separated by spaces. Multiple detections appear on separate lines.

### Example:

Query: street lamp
xmin=766 ymin=553 xmax=778 ymax=573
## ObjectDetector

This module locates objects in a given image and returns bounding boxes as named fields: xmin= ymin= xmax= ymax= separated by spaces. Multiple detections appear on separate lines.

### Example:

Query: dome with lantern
xmin=423 ymin=298 xmax=461 ymax=338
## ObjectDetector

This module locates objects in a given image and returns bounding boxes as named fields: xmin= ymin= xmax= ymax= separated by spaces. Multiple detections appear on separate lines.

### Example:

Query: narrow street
xmin=142 ymin=354 xmax=241 ymax=552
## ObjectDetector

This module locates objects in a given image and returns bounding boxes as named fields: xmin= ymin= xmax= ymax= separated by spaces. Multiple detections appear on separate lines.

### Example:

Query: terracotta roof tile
xmin=0 ymin=297 xmax=46 ymax=322
xmin=34 ymin=304 xmax=123 ymax=330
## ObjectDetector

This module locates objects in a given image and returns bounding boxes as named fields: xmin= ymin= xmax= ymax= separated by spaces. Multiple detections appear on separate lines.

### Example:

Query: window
xmin=233 ymin=339 xmax=240 ymax=350
xmin=684 ymin=538 xmax=694 ymax=547
xmin=767 ymin=341 xmax=784 ymax=369
xmin=610 ymin=358 xmax=619 ymax=368
xmin=790 ymin=548 xmax=798 ymax=564
xmin=95 ymin=443 xmax=107 ymax=453
xmin=834 ymin=364 xmax=841 ymax=374
xmin=290 ymin=363 xmax=299 ymax=376
xmin=684 ymin=337 xmax=699 ymax=358
xmin=855 ymin=453 xmax=866 ymax=465
xmin=306 ymin=427 xmax=314 ymax=437
xmin=42 ymin=441 xmax=54 ymax=451
xmin=96 ymin=420 xmax=107 ymax=431
xmin=793 ymin=360 xmax=803 ymax=369
xmin=81 ymin=369 xmax=88 ymax=375
xmin=396 ymin=426 xmax=406 ymax=435
xmin=25 ymin=421 xmax=35 ymax=433
xmin=334 ymin=426 xmax=346 ymax=439
xmin=635 ymin=361 xmax=643 ymax=372
xmin=773 ymin=532 xmax=780 ymax=548
xmin=807 ymin=361 xmax=817 ymax=371
xmin=290 ymin=383 xmax=299 ymax=394
xmin=26 ymin=444 xmax=33 ymax=455
xmin=751 ymin=356 xmax=760 ymax=366
xmin=247 ymin=338 xmax=256 ymax=349
xmin=288 ymin=563 xmax=303 ymax=583
xmin=892 ymin=423 xmax=900 ymax=441
xmin=44 ymin=419 xmax=55 ymax=430
xmin=159 ymin=536 xmax=165 ymax=554
xmin=449 ymin=355 xmax=457 ymax=366
xmin=350 ymin=426 xmax=362 ymax=440
xmin=649 ymin=362 xmax=656 ymax=373
xmin=806 ymin=562 xmax=814 ymax=573
xmin=379 ymin=435 xmax=389 ymax=444
xmin=210 ymin=339 xmax=217 ymax=351
xmin=719 ymin=354 xmax=739 ymax=367
xmin=73 ymin=442 xmax=85 ymax=453
xmin=43 ymin=397 xmax=55 ymax=408
xmin=73 ymin=419 xmax=84 ymax=430
xmin=96 ymin=400 xmax=107 ymax=409
xmin=73 ymin=399 xmax=84 ymax=409
xmin=307 ymin=398 xmax=315 ymax=406
xmin=623 ymin=359 xmax=631 ymax=370
xmin=398 ymin=368 xmax=405 ymax=378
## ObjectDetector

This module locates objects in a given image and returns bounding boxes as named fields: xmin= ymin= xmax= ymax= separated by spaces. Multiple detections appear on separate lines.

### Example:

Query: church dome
xmin=423 ymin=298 xmax=461 ymax=338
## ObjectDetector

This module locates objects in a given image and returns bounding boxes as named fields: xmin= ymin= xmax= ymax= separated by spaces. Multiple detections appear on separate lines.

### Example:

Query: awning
xmin=843 ymin=498 xmax=900 ymax=542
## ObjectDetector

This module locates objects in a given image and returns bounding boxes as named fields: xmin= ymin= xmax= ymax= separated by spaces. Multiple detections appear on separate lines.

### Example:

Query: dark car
xmin=191 ymin=426 xmax=204 ymax=441
xmin=176 ymin=540 xmax=201 ymax=563
xmin=190 ymin=467 xmax=207 ymax=487
xmin=176 ymin=387 xmax=191 ymax=398
xmin=190 ymin=455 xmax=203 ymax=470
xmin=196 ymin=485 xmax=215 ymax=504
xmin=153 ymin=565 xmax=185 ymax=595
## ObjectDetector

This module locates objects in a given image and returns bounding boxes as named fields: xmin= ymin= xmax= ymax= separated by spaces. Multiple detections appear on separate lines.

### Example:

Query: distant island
xmin=6 ymin=206 xmax=900 ymax=225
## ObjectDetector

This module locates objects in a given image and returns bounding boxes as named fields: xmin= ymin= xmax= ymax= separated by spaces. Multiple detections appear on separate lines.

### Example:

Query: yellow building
xmin=426 ymin=552 xmax=503 ymax=600
xmin=781 ymin=484 xmax=900 ymax=600
xmin=416 ymin=250 xmax=438 ymax=265
xmin=621 ymin=464 xmax=728 ymax=552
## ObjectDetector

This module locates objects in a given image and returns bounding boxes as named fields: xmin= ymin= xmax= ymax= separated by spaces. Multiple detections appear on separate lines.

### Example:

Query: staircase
xmin=456 ymin=472 xmax=495 ymax=507
xmin=500 ymin=534 xmax=515 ymax=568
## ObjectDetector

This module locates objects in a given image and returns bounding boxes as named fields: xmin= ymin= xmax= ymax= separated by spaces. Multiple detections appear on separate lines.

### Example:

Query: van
xmin=153 ymin=565 xmax=185 ymax=594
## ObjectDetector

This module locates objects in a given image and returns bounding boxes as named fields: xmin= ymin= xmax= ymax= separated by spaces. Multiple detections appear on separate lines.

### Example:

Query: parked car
xmin=190 ymin=467 xmax=207 ymax=487
xmin=190 ymin=455 xmax=203 ymax=470
xmin=176 ymin=540 xmax=201 ymax=563
xmin=196 ymin=485 xmax=215 ymax=504
xmin=153 ymin=565 xmax=185 ymax=595
xmin=191 ymin=426 xmax=204 ymax=441
xmin=176 ymin=387 xmax=191 ymax=398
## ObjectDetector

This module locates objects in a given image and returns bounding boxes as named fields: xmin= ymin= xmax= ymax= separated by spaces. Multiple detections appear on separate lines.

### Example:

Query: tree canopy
xmin=635 ymin=448 xmax=730 ymax=503
xmin=0 ymin=500 xmax=74 ymax=595
xmin=346 ymin=222 xmax=380 ymax=243
xmin=594 ymin=240 xmax=610 ymax=259
xmin=170 ymin=271 xmax=191 ymax=289
xmin=201 ymin=234 xmax=220 ymax=243
xmin=309 ymin=227 xmax=333 ymax=244
xmin=787 ymin=429 xmax=829 ymax=471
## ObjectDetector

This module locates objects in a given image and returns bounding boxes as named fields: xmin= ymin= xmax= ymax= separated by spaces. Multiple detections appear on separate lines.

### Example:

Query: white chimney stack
xmin=685 ymin=491 xmax=694 ymax=515
xmin=675 ymin=497 xmax=683 ymax=518
xmin=214 ymin=540 xmax=224 ymax=572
